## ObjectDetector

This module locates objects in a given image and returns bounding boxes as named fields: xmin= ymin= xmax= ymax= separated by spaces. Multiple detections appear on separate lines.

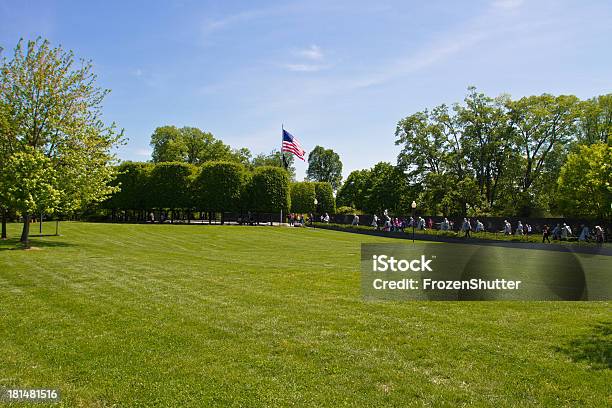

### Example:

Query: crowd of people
xmin=348 ymin=211 xmax=607 ymax=244
xmin=287 ymin=210 xmax=607 ymax=244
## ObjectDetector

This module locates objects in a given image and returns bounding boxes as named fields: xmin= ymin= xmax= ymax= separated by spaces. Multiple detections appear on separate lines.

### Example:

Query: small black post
xmin=412 ymin=212 xmax=415 ymax=243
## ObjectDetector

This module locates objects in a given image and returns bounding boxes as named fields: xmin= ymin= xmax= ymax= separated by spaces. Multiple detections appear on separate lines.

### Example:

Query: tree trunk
xmin=20 ymin=213 xmax=31 ymax=248
xmin=1 ymin=209 xmax=7 ymax=240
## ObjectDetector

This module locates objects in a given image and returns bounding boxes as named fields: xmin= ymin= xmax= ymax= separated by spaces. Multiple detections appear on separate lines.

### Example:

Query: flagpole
xmin=280 ymin=124 xmax=283 ymax=227
xmin=280 ymin=123 xmax=284 ymax=167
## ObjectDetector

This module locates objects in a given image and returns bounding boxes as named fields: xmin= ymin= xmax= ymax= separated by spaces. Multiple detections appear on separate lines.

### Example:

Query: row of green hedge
xmin=104 ymin=161 xmax=335 ymax=214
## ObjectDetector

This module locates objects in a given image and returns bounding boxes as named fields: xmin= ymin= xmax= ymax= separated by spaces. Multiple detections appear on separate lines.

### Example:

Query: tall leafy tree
xmin=395 ymin=109 xmax=449 ymax=180
xmin=251 ymin=149 xmax=295 ymax=180
xmin=506 ymin=95 xmax=580 ymax=193
xmin=456 ymin=88 xmax=515 ymax=211
xmin=150 ymin=126 xmax=185 ymax=162
xmin=336 ymin=169 xmax=370 ymax=210
xmin=0 ymin=148 xmax=61 ymax=244
xmin=364 ymin=162 xmax=410 ymax=214
xmin=0 ymin=38 xmax=123 ymax=245
xmin=306 ymin=145 xmax=343 ymax=190
xmin=150 ymin=126 xmax=238 ymax=164
xmin=0 ymin=99 xmax=16 ymax=238
xmin=578 ymin=94 xmax=611 ymax=145
xmin=557 ymin=143 xmax=611 ymax=219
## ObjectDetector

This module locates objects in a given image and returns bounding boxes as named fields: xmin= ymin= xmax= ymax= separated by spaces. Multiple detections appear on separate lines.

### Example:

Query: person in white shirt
xmin=516 ymin=221 xmax=524 ymax=236
xmin=462 ymin=218 xmax=472 ymax=238
xmin=475 ymin=219 xmax=484 ymax=233
xmin=561 ymin=223 xmax=572 ymax=240
xmin=440 ymin=218 xmax=449 ymax=231
xmin=504 ymin=220 xmax=512 ymax=235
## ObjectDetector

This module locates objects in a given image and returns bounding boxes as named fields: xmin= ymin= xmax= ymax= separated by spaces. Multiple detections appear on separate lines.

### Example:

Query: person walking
xmin=503 ymin=220 xmax=512 ymax=235
xmin=561 ymin=223 xmax=572 ymax=240
xmin=551 ymin=223 xmax=560 ymax=240
xmin=371 ymin=214 xmax=379 ymax=230
xmin=594 ymin=226 xmax=604 ymax=244
xmin=462 ymin=218 xmax=472 ymax=238
xmin=542 ymin=224 xmax=551 ymax=243
xmin=579 ymin=225 xmax=590 ymax=242
xmin=516 ymin=221 xmax=524 ymax=236
xmin=440 ymin=218 xmax=449 ymax=231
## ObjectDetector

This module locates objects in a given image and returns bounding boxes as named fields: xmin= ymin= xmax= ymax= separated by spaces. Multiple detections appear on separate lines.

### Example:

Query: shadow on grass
xmin=0 ymin=237 xmax=74 ymax=251
xmin=556 ymin=321 xmax=612 ymax=370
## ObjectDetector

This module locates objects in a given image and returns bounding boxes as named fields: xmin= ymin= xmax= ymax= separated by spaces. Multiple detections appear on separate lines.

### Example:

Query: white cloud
xmin=204 ymin=9 xmax=268 ymax=32
xmin=295 ymin=45 xmax=324 ymax=60
xmin=133 ymin=68 xmax=143 ymax=77
xmin=202 ymin=3 xmax=303 ymax=34
xmin=284 ymin=63 xmax=327 ymax=72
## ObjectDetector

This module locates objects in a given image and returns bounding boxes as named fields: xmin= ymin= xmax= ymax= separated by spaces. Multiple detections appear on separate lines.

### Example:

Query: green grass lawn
xmin=0 ymin=222 xmax=610 ymax=407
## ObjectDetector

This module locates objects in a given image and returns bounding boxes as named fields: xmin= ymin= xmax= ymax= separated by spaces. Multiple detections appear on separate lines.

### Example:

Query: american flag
xmin=281 ymin=129 xmax=306 ymax=161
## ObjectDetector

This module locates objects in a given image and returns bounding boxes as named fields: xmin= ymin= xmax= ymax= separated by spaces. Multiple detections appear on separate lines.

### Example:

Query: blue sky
xmin=1 ymin=0 xmax=610 ymax=180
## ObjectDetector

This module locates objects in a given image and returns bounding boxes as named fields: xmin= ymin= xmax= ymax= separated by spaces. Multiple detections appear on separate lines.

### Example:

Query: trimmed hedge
xmin=290 ymin=182 xmax=316 ymax=213
xmin=107 ymin=162 xmax=339 ymax=216
xmin=248 ymin=166 xmax=290 ymax=214
xmin=314 ymin=182 xmax=335 ymax=214
xmin=194 ymin=161 xmax=247 ymax=212
xmin=148 ymin=162 xmax=195 ymax=209
xmin=106 ymin=162 xmax=153 ymax=210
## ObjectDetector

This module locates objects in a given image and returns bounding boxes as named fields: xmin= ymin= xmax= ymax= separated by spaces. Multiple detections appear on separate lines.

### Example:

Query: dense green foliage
xmin=336 ymin=88 xmax=612 ymax=218
xmin=578 ymin=94 xmax=612 ymax=145
xmin=334 ymin=89 xmax=611 ymax=218
xmin=148 ymin=162 xmax=194 ymax=209
xmin=290 ymin=181 xmax=316 ymax=213
xmin=248 ymin=166 xmax=291 ymax=214
xmin=150 ymin=125 xmax=245 ymax=164
xmin=335 ymin=205 xmax=360 ymax=215
xmin=336 ymin=169 xmax=370 ymax=210
xmin=306 ymin=145 xmax=343 ymax=190
xmin=0 ymin=223 xmax=609 ymax=406
xmin=194 ymin=161 xmax=247 ymax=212
xmin=363 ymin=162 xmax=410 ymax=214
xmin=105 ymin=162 xmax=152 ymax=210
xmin=0 ymin=147 xmax=60 ymax=215
xmin=336 ymin=164 xmax=410 ymax=215
xmin=105 ymin=161 xmax=293 ymax=215
xmin=252 ymin=149 xmax=296 ymax=180
xmin=314 ymin=182 xmax=336 ymax=214
xmin=0 ymin=38 xmax=123 ymax=244
xmin=557 ymin=143 xmax=612 ymax=219
xmin=150 ymin=124 xmax=297 ymax=179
